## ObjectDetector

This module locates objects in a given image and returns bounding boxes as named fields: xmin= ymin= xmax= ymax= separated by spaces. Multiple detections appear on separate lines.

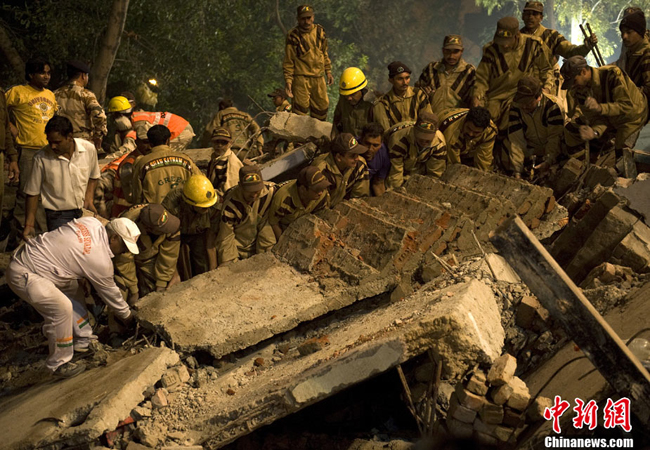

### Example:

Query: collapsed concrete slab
xmin=267 ymin=112 xmax=332 ymax=142
xmin=0 ymin=347 xmax=178 ymax=450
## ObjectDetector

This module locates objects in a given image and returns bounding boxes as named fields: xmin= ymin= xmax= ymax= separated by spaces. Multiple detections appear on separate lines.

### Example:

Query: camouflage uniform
xmin=113 ymin=204 xmax=181 ymax=299
xmin=207 ymin=148 xmax=244 ymax=198
xmin=438 ymin=108 xmax=498 ymax=171
xmin=54 ymin=83 xmax=107 ymax=143
xmin=268 ymin=180 xmax=329 ymax=232
xmin=201 ymin=107 xmax=264 ymax=154
xmin=0 ymin=89 xmax=18 ymax=215
xmin=386 ymin=122 xmax=447 ymax=188
xmin=333 ymin=95 xmax=374 ymax=136
xmin=216 ymin=183 xmax=277 ymax=264
xmin=311 ymin=153 xmax=370 ymax=207
xmin=617 ymin=39 xmax=650 ymax=101
xmin=373 ymin=87 xmax=432 ymax=133
xmin=417 ymin=60 xmax=476 ymax=115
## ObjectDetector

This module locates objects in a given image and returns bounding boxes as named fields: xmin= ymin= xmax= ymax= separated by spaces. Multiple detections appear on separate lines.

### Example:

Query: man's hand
xmin=92 ymin=136 xmax=103 ymax=151
xmin=534 ymin=161 xmax=551 ymax=174
xmin=579 ymin=125 xmax=597 ymax=141
xmin=22 ymin=224 xmax=35 ymax=241
xmin=584 ymin=97 xmax=602 ymax=113
xmin=420 ymin=84 xmax=434 ymax=96
xmin=9 ymin=123 xmax=18 ymax=138
xmin=7 ymin=161 xmax=19 ymax=184
xmin=127 ymin=292 xmax=139 ymax=305
xmin=156 ymin=286 xmax=166 ymax=293
xmin=83 ymin=199 xmax=98 ymax=215
xmin=167 ymin=271 xmax=181 ymax=289
xmin=326 ymin=71 xmax=334 ymax=86
xmin=285 ymin=81 xmax=293 ymax=99
xmin=585 ymin=33 xmax=598 ymax=48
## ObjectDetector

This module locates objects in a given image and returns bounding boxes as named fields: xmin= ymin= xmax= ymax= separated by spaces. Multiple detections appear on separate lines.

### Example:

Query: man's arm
xmin=23 ymin=154 xmax=44 ymax=239
xmin=505 ymin=108 xmax=527 ymax=175
xmin=471 ymin=50 xmax=491 ymax=106
xmin=424 ymin=134 xmax=447 ymax=178
xmin=154 ymin=231 xmax=181 ymax=290
xmin=534 ymin=41 xmax=555 ymax=94
xmin=86 ymin=91 xmax=107 ymax=149
xmin=216 ymin=205 xmax=239 ymax=265
xmin=283 ymin=34 xmax=297 ymax=98
xmin=113 ymin=252 xmax=139 ymax=302
xmin=23 ymin=195 xmax=39 ymax=239
xmin=474 ymin=125 xmax=497 ymax=171
xmin=372 ymin=101 xmax=390 ymax=135
xmin=371 ymin=178 xmax=386 ymax=196
xmin=84 ymin=178 xmax=98 ymax=214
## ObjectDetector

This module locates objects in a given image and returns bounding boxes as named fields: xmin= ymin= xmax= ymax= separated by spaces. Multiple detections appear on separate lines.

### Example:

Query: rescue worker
xmin=268 ymin=166 xmax=330 ymax=240
xmin=333 ymin=67 xmax=374 ymax=136
xmin=114 ymin=204 xmax=181 ymax=303
xmin=107 ymin=95 xmax=137 ymax=155
xmin=283 ymin=5 xmax=334 ymax=121
xmin=618 ymin=7 xmax=650 ymax=68
xmin=201 ymin=99 xmax=264 ymax=157
xmin=216 ymin=165 xmax=276 ymax=265
xmin=311 ymin=132 xmax=370 ymax=207
xmin=130 ymin=109 xmax=195 ymax=151
xmin=268 ymin=88 xmax=293 ymax=112
xmin=374 ymin=61 xmax=432 ymax=132
xmin=207 ymin=127 xmax=244 ymax=199
xmin=471 ymin=17 xmax=554 ymax=130
xmin=416 ymin=35 xmax=476 ymax=115
xmin=162 ymin=175 xmax=220 ymax=277
xmin=438 ymin=106 xmax=497 ymax=171
xmin=505 ymin=77 xmax=565 ymax=178
xmin=0 ymin=89 xmax=20 ymax=217
xmin=616 ymin=11 xmax=650 ymax=102
xmin=520 ymin=1 xmax=597 ymax=93
xmin=6 ymin=217 xmax=139 ymax=378
xmin=54 ymin=60 xmax=107 ymax=150
xmin=561 ymin=55 xmax=648 ymax=167
xmin=131 ymin=125 xmax=200 ymax=205
xmin=386 ymin=112 xmax=447 ymax=188
xmin=359 ymin=122 xmax=390 ymax=197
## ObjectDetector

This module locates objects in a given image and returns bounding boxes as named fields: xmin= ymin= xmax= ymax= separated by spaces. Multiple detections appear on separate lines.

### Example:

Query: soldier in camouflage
xmin=201 ymin=99 xmax=264 ymax=157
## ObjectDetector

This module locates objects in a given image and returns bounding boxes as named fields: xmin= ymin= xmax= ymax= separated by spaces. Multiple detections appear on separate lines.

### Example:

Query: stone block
xmin=176 ymin=365 xmax=191 ymax=383
xmin=446 ymin=417 xmax=474 ymax=439
xmin=473 ymin=417 xmax=497 ymax=435
xmin=161 ymin=370 xmax=181 ymax=389
xmin=487 ymin=353 xmax=517 ymax=386
xmin=507 ymin=376 xmax=531 ymax=411
xmin=515 ymin=296 xmax=549 ymax=329
xmin=490 ymin=383 xmax=513 ymax=405
xmin=610 ymin=221 xmax=650 ymax=273
xmin=134 ymin=421 xmax=167 ymax=448
xmin=466 ymin=371 xmax=489 ymax=396
xmin=267 ymin=111 xmax=332 ymax=141
xmin=503 ymin=407 xmax=524 ymax=428
xmin=455 ymin=382 xmax=487 ymax=411
xmin=479 ymin=402 xmax=505 ymax=424
xmin=448 ymin=393 xmax=478 ymax=424
xmin=551 ymin=157 xmax=583 ymax=196
xmin=151 ymin=389 xmax=168 ymax=409
xmin=131 ymin=406 xmax=152 ymax=421
xmin=485 ymin=253 xmax=520 ymax=283
xmin=527 ymin=396 xmax=552 ymax=422
xmin=493 ymin=425 xmax=516 ymax=442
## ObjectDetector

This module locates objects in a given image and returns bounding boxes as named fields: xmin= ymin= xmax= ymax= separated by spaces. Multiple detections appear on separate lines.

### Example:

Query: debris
xmin=487 ymin=354 xmax=517 ymax=386
xmin=151 ymin=389 xmax=169 ymax=409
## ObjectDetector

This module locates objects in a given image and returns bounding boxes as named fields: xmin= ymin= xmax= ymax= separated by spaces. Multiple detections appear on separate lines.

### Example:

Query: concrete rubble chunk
xmin=449 ymin=393 xmax=478 ymax=423
xmin=491 ymin=383 xmax=514 ymax=405
xmin=151 ymin=389 xmax=169 ymax=409
xmin=480 ymin=402 xmax=505 ymax=424
xmin=126 ymin=442 xmax=152 ymax=450
xmin=454 ymin=383 xmax=486 ymax=411
xmin=493 ymin=424 xmax=516 ymax=442
xmin=609 ymin=221 xmax=650 ymax=273
xmin=466 ymin=371 xmax=489 ymax=396
xmin=447 ymin=418 xmax=474 ymax=439
xmin=527 ymin=396 xmax=552 ymax=422
xmin=507 ymin=376 xmax=531 ymax=411
xmin=0 ymin=347 xmax=178 ymax=450
xmin=267 ymin=111 xmax=332 ymax=142
xmin=615 ymin=177 xmax=650 ymax=227
xmin=487 ymin=354 xmax=517 ymax=386
xmin=516 ymin=296 xmax=549 ymax=329
xmin=131 ymin=406 xmax=152 ymax=421
xmin=503 ymin=407 xmax=524 ymax=428
xmin=485 ymin=253 xmax=521 ymax=283
xmin=473 ymin=417 xmax=497 ymax=435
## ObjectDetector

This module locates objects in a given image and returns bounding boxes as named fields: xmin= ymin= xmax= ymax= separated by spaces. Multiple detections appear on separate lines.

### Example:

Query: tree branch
xmin=0 ymin=23 xmax=24 ymax=79
xmin=275 ymin=0 xmax=287 ymax=35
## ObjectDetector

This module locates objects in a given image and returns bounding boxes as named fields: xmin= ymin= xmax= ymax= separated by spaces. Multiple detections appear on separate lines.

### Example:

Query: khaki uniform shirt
xmin=0 ymin=89 xmax=18 ymax=162
xmin=131 ymin=144 xmax=200 ymax=205
xmin=268 ymin=180 xmax=330 ymax=231
xmin=333 ymin=96 xmax=374 ymax=136
xmin=617 ymin=39 xmax=650 ymax=100
xmin=506 ymin=93 xmax=565 ymax=174
xmin=283 ymin=24 xmax=332 ymax=81
xmin=202 ymin=107 xmax=263 ymax=150
xmin=276 ymin=99 xmax=293 ymax=112
xmin=416 ymin=59 xmax=476 ymax=115
xmin=54 ymin=83 xmax=107 ymax=141
xmin=114 ymin=204 xmax=181 ymax=294
xmin=217 ymin=183 xmax=276 ymax=264
xmin=373 ymin=86 xmax=432 ymax=133
xmin=207 ymin=148 xmax=244 ymax=198
xmin=439 ymin=108 xmax=497 ymax=172
xmin=311 ymin=152 xmax=370 ymax=207
xmin=386 ymin=123 xmax=447 ymax=188
xmin=162 ymin=186 xmax=221 ymax=236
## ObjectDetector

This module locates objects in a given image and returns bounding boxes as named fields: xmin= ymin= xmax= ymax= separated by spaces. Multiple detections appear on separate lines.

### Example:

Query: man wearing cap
xmin=24 ymin=116 xmax=101 ymax=238
xmin=616 ymin=11 xmax=650 ymax=102
xmin=374 ymin=61 xmax=432 ymax=133
xmin=438 ymin=106 xmax=497 ymax=172
xmin=386 ymin=112 xmax=447 ymax=188
xmin=201 ymin=99 xmax=264 ymax=157
xmin=311 ymin=132 xmax=370 ymax=206
xmin=561 ymin=55 xmax=648 ymax=164
xmin=163 ymin=175 xmax=221 ymax=276
xmin=107 ymin=95 xmax=137 ymax=156
xmin=505 ymin=76 xmax=565 ymax=178
xmin=6 ymin=216 xmax=139 ymax=378
xmin=268 ymin=166 xmax=330 ymax=240
xmin=618 ymin=8 xmax=650 ymax=69
xmin=114 ymin=204 xmax=181 ymax=303
xmin=268 ymin=88 xmax=293 ymax=113
xmin=416 ymin=35 xmax=477 ymax=115
xmin=359 ymin=122 xmax=391 ymax=196
xmin=283 ymin=5 xmax=334 ymax=121
xmin=333 ymin=67 xmax=374 ymax=137
xmin=207 ymin=127 xmax=244 ymax=198
xmin=216 ymin=165 xmax=277 ymax=265
xmin=54 ymin=60 xmax=107 ymax=150
xmin=131 ymin=125 xmax=200 ymax=205
xmin=471 ymin=17 xmax=553 ymax=130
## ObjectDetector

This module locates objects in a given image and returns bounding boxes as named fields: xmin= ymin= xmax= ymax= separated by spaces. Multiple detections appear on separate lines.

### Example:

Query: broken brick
xmin=479 ymin=402 xmax=504 ymax=424
xmin=151 ymin=389 xmax=168 ymax=409
xmin=490 ymin=383 xmax=513 ymax=406
xmin=465 ymin=370 xmax=489 ymax=396
xmin=507 ymin=376 xmax=531 ymax=411
xmin=454 ymin=383 xmax=486 ymax=411
xmin=449 ymin=393 xmax=477 ymax=424
xmin=254 ymin=358 xmax=265 ymax=367
xmin=487 ymin=353 xmax=517 ymax=386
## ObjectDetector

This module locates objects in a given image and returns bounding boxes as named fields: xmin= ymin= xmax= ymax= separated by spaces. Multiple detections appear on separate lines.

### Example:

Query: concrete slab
xmin=615 ymin=178 xmax=650 ymax=227
xmin=267 ymin=112 xmax=332 ymax=142
xmin=0 ymin=347 xmax=179 ymax=450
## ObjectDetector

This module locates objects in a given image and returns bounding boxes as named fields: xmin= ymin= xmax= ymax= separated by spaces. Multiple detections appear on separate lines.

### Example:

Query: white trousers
xmin=6 ymin=260 xmax=94 ymax=371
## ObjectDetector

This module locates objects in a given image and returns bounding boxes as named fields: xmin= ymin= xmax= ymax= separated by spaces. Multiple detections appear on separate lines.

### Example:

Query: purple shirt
xmin=366 ymin=143 xmax=391 ymax=182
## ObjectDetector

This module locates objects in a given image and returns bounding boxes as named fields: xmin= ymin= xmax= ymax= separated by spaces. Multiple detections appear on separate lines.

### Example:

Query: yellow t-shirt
xmin=5 ymin=84 xmax=58 ymax=149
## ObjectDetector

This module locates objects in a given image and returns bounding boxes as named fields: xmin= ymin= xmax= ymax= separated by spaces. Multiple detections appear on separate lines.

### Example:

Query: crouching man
xmin=6 ymin=217 xmax=140 ymax=378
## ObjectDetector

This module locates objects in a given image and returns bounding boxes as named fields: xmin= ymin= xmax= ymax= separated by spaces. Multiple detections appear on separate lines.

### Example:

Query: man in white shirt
xmin=24 ymin=116 xmax=100 ymax=239
xmin=6 ymin=217 xmax=140 ymax=378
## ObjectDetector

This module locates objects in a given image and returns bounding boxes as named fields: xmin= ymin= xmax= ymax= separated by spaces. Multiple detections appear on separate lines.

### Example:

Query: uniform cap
xmin=523 ymin=1 xmax=544 ymax=13
xmin=239 ymin=165 xmax=265 ymax=192
xmin=560 ymin=55 xmax=588 ymax=90
xmin=297 ymin=166 xmax=331 ymax=192
xmin=443 ymin=35 xmax=464 ymax=50
xmin=332 ymin=133 xmax=368 ymax=155
xmin=297 ymin=5 xmax=314 ymax=17
xmin=494 ymin=17 xmax=520 ymax=45
xmin=133 ymin=121 xmax=152 ymax=140
xmin=182 ymin=175 xmax=218 ymax=208
xmin=108 ymin=218 xmax=141 ymax=255
xmin=388 ymin=61 xmax=411 ymax=78
xmin=67 ymin=60 xmax=91 ymax=74
xmin=624 ymin=6 xmax=644 ymax=17
xmin=620 ymin=11 xmax=647 ymax=37
xmin=139 ymin=204 xmax=180 ymax=235
xmin=267 ymin=88 xmax=287 ymax=99
xmin=514 ymin=76 xmax=543 ymax=103
xmin=414 ymin=112 xmax=439 ymax=138
xmin=211 ymin=127 xmax=232 ymax=142
xmin=339 ymin=67 xmax=368 ymax=95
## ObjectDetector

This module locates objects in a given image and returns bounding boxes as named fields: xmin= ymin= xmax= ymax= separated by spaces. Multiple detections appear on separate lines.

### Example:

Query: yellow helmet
xmin=339 ymin=67 xmax=368 ymax=96
xmin=182 ymin=175 xmax=218 ymax=208
xmin=108 ymin=96 xmax=133 ymax=113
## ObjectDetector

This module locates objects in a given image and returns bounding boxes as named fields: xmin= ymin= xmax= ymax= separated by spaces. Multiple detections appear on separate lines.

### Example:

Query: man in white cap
xmin=6 ymin=216 xmax=140 ymax=378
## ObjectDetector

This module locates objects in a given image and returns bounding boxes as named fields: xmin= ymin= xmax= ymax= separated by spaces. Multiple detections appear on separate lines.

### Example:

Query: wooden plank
xmin=491 ymin=215 xmax=650 ymax=424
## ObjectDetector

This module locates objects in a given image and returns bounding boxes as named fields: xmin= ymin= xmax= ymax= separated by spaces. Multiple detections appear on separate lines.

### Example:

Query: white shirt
xmin=25 ymin=138 xmax=101 ymax=210
xmin=14 ymin=217 xmax=130 ymax=319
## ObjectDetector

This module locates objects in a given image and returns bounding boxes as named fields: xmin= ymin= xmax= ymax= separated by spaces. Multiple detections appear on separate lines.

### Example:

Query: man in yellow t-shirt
xmin=5 ymin=57 xmax=58 ymax=233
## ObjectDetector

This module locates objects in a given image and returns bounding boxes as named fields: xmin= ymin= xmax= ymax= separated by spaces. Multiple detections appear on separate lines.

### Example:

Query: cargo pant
xmin=292 ymin=75 xmax=329 ymax=121
xmin=6 ymin=259 xmax=95 ymax=371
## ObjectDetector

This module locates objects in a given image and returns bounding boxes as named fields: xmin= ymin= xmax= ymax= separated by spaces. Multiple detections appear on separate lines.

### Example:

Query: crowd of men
xmin=1 ymin=2 xmax=649 ymax=378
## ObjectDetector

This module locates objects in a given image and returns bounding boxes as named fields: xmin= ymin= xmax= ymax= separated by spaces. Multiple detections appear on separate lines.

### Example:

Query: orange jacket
xmin=131 ymin=111 xmax=189 ymax=140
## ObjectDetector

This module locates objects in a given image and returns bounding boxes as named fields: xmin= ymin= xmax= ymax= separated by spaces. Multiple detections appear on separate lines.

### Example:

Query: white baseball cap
xmin=108 ymin=218 xmax=141 ymax=254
